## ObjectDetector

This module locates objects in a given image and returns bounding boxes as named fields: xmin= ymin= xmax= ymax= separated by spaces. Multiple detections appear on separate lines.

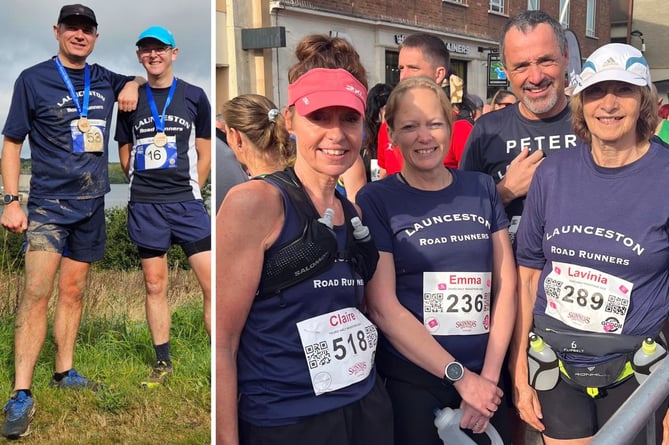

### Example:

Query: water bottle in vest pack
xmin=350 ymin=216 xmax=371 ymax=242
xmin=632 ymin=337 xmax=667 ymax=384
xmin=527 ymin=333 xmax=559 ymax=391
xmin=318 ymin=208 xmax=335 ymax=229
xmin=434 ymin=407 xmax=503 ymax=445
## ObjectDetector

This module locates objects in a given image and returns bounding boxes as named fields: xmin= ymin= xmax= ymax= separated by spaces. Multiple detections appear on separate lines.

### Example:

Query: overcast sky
xmin=0 ymin=0 xmax=212 ymax=162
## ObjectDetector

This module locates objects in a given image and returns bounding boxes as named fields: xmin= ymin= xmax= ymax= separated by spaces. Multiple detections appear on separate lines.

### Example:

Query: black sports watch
xmin=443 ymin=360 xmax=464 ymax=384
xmin=2 ymin=194 xmax=20 ymax=205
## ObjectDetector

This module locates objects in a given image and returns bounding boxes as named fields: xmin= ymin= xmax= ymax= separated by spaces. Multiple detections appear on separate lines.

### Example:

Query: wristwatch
xmin=443 ymin=360 xmax=465 ymax=384
xmin=2 ymin=194 xmax=20 ymax=205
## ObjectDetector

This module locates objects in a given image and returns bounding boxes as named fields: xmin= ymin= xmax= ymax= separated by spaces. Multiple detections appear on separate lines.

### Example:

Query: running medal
xmin=77 ymin=117 xmax=90 ymax=133
xmin=54 ymin=56 xmax=91 ymax=134
xmin=146 ymin=78 xmax=177 ymax=149
xmin=153 ymin=132 xmax=167 ymax=147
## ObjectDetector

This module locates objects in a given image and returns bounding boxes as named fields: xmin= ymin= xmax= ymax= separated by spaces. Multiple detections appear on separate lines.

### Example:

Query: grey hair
xmin=499 ymin=10 xmax=567 ymax=67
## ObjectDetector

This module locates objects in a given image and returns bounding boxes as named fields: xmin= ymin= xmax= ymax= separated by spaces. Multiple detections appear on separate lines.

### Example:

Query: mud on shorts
xmin=127 ymin=200 xmax=211 ymax=258
xmin=26 ymin=196 xmax=106 ymax=263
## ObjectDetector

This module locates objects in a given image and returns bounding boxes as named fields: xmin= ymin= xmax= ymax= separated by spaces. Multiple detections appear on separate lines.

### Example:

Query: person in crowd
xmin=443 ymin=94 xmax=477 ymax=169
xmin=512 ymin=43 xmax=668 ymax=445
xmin=490 ymin=89 xmax=518 ymax=112
xmin=115 ymin=25 xmax=211 ymax=387
xmin=0 ymin=4 xmax=142 ymax=439
xmin=461 ymin=10 xmax=577 ymax=247
xmin=362 ymin=82 xmax=393 ymax=181
xmin=467 ymin=94 xmax=485 ymax=121
xmin=357 ymin=76 xmax=516 ymax=445
xmin=221 ymin=93 xmax=293 ymax=179
xmin=217 ymin=34 xmax=392 ymax=445
xmin=655 ymin=103 xmax=669 ymax=144
xmin=377 ymin=33 xmax=450 ymax=178
xmin=215 ymin=114 xmax=248 ymax=211
xmin=216 ymin=114 xmax=228 ymax=144
xmin=460 ymin=11 xmax=579 ymax=444
xmin=362 ymin=83 xmax=393 ymax=175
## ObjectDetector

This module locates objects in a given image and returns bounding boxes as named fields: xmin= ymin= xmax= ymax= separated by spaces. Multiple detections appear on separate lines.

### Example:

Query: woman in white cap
xmin=510 ymin=43 xmax=669 ymax=444
xmin=217 ymin=34 xmax=392 ymax=445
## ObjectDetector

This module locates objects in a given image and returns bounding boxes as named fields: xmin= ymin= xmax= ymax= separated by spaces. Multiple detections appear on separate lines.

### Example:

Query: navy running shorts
xmin=26 ymin=196 xmax=106 ymax=263
xmin=127 ymin=200 xmax=211 ymax=254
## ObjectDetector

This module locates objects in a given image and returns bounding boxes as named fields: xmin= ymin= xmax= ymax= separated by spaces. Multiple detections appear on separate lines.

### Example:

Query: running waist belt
xmin=255 ymin=168 xmax=379 ymax=299
xmin=533 ymin=314 xmax=651 ymax=356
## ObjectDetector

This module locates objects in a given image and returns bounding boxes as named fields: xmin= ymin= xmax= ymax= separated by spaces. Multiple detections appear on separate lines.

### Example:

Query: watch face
xmin=446 ymin=362 xmax=463 ymax=381
xmin=3 ymin=194 xmax=18 ymax=204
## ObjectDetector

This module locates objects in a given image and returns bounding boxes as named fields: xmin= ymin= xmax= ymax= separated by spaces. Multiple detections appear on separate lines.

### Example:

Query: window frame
xmin=489 ymin=0 xmax=505 ymax=14
xmin=586 ymin=0 xmax=596 ymax=37
xmin=559 ymin=0 xmax=569 ymax=27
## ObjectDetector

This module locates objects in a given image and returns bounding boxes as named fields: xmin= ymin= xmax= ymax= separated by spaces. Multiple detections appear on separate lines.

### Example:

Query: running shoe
xmin=1 ymin=391 xmax=35 ymax=439
xmin=49 ymin=369 xmax=101 ymax=391
xmin=141 ymin=361 xmax=173 ymax=388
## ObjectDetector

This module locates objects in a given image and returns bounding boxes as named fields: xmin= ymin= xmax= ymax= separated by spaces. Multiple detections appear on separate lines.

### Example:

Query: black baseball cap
xmin=58 ymin=4 xmax=98 ymax=27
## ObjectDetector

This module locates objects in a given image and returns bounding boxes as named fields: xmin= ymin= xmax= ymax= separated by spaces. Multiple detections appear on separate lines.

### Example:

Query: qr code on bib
xmin=544 ymin=277 xmax=563 ymax=300
xmin=605 ymin=295 xmax=628 ymax=316
xmin=424 ymin=293 xmax=444 ymax=312
xmin=365 ymin=325 xmax=378 ymax=349
xmin=304 ymin=341 xmax=331 ymax=369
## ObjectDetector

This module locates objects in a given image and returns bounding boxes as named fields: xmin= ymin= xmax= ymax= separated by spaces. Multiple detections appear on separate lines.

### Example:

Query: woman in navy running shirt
xmin=217 ymin=35 xmax=392 ymax=445
xmin=512 ymin=43 xmax=669 ymax=444
xmin=358 ymin=77 xmax=516 ymax=445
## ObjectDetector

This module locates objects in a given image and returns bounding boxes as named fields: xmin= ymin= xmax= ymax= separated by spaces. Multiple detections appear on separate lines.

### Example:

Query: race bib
xmin=423 ymin=271 xmax=491 ymax=336
xmin=71 ymin=118 xmax=106 ymax=153
xmin=296 ymin=307 xmax=377 ymax=396
xmin=544 ymin=261 xmax=633 ymax=334
xmin=135 ymin=137 xmax=177 ymax=171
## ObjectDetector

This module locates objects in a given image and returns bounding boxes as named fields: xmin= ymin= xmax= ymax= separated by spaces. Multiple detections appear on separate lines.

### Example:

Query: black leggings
xmin=538 ymin=376 xmax=667 ymax=443
xmin=377 ymin=348 xmax=511 ymax=445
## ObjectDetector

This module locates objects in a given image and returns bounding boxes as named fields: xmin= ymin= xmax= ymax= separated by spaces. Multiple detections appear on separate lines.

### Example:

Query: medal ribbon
xmin=54 ymin=57 xmax=90 ymax=119
xmin=145 ymin=77 xmax=177 ymax=134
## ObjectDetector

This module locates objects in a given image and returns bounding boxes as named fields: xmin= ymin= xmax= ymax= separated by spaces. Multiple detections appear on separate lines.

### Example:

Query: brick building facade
xmin=217 ymin=0 xmax=611 ymax=111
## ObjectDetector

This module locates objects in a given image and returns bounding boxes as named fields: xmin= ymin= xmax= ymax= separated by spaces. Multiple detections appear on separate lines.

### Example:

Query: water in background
xmin=105 ymin=183 xmax=129 ymax=209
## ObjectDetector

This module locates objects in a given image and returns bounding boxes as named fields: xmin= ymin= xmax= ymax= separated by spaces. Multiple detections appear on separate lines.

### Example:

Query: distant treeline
xmin=16 ymin=159 xmax=129 ymax=184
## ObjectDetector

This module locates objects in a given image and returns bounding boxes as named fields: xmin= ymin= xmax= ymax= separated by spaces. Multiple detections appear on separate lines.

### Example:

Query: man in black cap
xmin=57 ymin=3 xmax=98 ymax=27
xmin=1 ymin=4 xmax=143 ymax=439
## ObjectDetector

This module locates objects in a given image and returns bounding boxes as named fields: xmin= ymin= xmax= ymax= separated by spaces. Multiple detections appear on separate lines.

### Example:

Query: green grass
xmin=0 ymin=298 xmax=210 ymax=444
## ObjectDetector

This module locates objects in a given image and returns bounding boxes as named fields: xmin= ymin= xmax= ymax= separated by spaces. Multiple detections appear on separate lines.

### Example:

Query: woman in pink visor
xmin=217 ymin=34 xmax=392 ymax=445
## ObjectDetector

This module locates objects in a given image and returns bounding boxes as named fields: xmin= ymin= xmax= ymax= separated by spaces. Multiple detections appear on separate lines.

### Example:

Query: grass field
xmin=0 ymin=269 xmax=211 ymax=444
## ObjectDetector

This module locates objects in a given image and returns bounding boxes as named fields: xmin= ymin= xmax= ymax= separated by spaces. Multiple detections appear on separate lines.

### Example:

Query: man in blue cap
xmin=115 ymin=26 xmax=211 ymax=388
xmin=1 ymin=3 xmax=144 ymax=439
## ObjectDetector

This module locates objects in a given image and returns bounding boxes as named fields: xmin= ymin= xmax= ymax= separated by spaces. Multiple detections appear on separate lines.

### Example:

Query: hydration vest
xmin=255 ymin=168 xmax=379 ymax=300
